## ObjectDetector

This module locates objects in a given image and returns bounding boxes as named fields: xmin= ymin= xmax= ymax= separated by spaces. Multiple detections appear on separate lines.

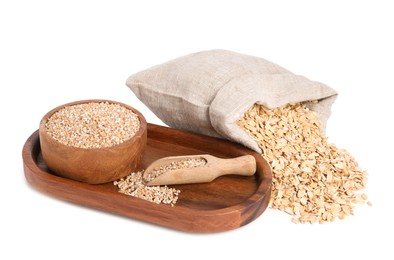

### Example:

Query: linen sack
xmin=126 ymin=49 xmax=338 ymax=153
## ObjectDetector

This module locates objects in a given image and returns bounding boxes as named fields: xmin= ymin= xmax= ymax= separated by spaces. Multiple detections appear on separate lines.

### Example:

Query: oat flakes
xmin=237 ymin=103 xmax=370 ymax=224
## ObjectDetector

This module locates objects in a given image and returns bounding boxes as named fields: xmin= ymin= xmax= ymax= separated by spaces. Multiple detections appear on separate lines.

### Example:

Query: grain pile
xmin=45 ymin=102 xmax=140 ymax=148
xmin=114 ymin=171 xmax=180 ymax=206
xmin=144 ymin=158 xmax=207 ymax=182
xmin=114 ymin=158 xmax=207 ymax=206
xmin=237 ymin=102 xmax=370 ymax=223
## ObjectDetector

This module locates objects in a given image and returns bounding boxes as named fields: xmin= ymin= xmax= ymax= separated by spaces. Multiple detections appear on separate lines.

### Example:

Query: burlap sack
xmin=126 ymin=49 xmax=337 ymax=152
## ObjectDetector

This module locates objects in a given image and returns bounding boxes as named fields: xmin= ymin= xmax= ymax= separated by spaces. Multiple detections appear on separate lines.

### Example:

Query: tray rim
xmin=23 ymin=124 xmax=272 ymax=232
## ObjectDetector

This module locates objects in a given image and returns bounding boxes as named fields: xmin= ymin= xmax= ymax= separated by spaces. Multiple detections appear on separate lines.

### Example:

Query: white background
xmin=1 ymin=0 xmax=393 ymax=259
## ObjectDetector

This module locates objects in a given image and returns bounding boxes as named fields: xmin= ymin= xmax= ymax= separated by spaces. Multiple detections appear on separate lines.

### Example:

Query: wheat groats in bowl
xmin=39 ymin=100 xmax=147 ymax=184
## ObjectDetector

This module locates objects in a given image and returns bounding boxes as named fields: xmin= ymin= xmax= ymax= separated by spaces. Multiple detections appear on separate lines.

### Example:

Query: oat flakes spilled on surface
xmin=45 ymin=102 xmax=140 ymax=149
xmin=237 ymin=103 xmax=370 ymax=224
xmin=114 ymin=171 xmax=180 ymax=206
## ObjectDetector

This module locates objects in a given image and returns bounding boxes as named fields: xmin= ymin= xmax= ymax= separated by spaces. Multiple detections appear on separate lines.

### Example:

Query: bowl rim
xmin=39 ymin=99 xmax=147 ymax=151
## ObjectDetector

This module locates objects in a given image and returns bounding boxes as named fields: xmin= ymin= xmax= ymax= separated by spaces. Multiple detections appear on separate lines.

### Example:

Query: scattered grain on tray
xmin=45 ymin=102 xmax=140 ymax=148
xmin=237 ymin=102 xmax=369 ymax=224
xmin=144 ymin=158 xmax=207 ymax=182
xmin=114 ymin=158 xmax=206 ymax=206
xmin=114 ymin=171 xmax=180 ymax=206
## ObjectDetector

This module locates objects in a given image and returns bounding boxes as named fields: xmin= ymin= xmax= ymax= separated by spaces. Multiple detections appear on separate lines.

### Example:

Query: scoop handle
xmin=216 ymin=155 xmax=256 ymax=177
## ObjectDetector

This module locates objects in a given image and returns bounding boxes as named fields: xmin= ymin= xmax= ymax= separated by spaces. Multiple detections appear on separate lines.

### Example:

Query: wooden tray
xmin=23 ymin=124 xmax=272 ymax=233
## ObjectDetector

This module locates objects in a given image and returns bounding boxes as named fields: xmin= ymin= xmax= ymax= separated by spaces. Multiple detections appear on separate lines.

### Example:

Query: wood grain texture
xmin=23 ymin=124 xmax=272 ymax=233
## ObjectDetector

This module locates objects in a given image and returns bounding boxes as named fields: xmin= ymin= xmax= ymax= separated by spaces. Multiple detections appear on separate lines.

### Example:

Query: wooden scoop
xmin=143 ymin=154 xmax=256 ymax=186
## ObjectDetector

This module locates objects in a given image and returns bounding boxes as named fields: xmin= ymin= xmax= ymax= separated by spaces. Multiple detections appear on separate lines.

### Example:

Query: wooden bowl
xmin=39 ymin=100 xmax=147 ymax=184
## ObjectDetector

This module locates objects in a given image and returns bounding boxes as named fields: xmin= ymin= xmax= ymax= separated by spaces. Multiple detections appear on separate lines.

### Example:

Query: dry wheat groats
xmin=144 ymin=158 xmax=207 ymax=182
xmin=45 ymin=102 xmax=140 ymax=148
xmin=113 ymin=158 xmax=207 ymax=206
xmin=114 ymin=171 xmax=181 ymax=207
xmin=237 ymin=102 xmax=370 ymax=224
